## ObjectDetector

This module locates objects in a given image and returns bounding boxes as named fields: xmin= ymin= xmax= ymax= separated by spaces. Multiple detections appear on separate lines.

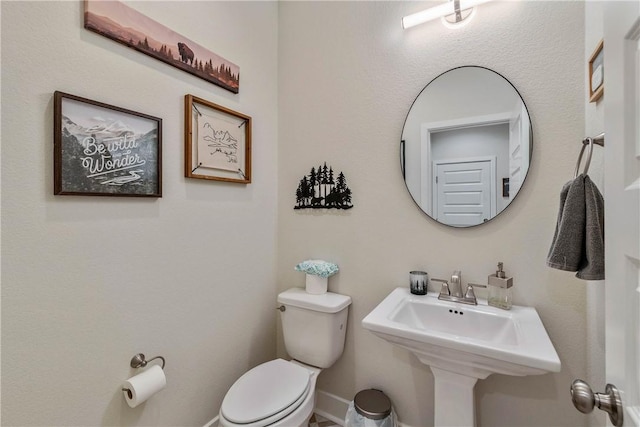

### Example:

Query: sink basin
xmin=389 ymin=296 xmax=519 ymax=346
xmin=363 ymin=287 xmax=560 ymax=378
xmin=362 ymin=287 xmax=561 ymax=426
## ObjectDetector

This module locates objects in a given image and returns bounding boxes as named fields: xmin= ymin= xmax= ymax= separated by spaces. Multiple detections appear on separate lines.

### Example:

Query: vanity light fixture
xmin=402 ymin=0 xmax=493 ymax=29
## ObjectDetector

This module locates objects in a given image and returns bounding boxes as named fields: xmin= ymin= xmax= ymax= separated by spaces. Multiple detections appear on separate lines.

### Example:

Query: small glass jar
xmin=409 ymin=271 xmax=428 ymax=295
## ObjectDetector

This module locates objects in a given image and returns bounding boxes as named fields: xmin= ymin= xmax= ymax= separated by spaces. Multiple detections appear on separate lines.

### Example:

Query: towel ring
xmin=574 ymin=133 xmax=605 ymax=178
xmin=574 ymin=138 xmax=593 ymax=178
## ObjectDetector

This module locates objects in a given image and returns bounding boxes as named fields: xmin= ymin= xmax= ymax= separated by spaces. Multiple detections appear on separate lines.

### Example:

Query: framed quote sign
xmin=53 ymin=91 xmax=162 ymax=197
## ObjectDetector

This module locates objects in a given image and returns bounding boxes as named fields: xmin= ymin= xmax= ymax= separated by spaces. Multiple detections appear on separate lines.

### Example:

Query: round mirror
xmin=401 ymin=66 xmax=532 ymax=227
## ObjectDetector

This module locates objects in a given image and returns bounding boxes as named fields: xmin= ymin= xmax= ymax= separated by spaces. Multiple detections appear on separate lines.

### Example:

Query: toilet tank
xmin=277 ymin=288 xmax=351 ymax=369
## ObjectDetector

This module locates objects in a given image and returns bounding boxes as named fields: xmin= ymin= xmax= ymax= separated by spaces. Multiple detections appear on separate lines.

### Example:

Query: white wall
xmin=278 ymin=2 xmax=588 ymax=426
xmin=1 ymin=1 xmax=278 ymax=425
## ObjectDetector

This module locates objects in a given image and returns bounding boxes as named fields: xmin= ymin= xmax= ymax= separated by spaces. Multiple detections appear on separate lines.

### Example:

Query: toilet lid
xmin=221 ymin=359 xmax=311 ymax=425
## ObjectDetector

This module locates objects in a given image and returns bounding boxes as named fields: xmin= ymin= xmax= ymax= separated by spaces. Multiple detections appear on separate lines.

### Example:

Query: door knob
xmin=570 ymin=379 xmax=623 ymax=426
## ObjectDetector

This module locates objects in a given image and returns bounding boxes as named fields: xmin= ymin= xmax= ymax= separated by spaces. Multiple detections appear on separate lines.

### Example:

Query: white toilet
xmin=219 ymin=287 xmax=352 ymax=427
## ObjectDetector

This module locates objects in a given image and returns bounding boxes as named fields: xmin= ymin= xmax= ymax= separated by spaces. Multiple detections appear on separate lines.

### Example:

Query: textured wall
xmin=278 ymin=1 xmax=588 ymax=426
xmin=1 ymin=2 xmax=278 ymax=425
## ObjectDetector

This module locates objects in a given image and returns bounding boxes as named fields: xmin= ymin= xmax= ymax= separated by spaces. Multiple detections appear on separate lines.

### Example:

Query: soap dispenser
xmin=488 ymin=262 xmax=513 ymax=310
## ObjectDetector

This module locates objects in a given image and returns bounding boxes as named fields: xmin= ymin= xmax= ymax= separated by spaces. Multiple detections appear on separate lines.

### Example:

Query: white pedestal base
xmin=430 ymin=367 xmax=479 ymax=427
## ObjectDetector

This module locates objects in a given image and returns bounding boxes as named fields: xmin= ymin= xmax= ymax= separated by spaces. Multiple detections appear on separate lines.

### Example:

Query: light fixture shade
xmin=402 ymin=0 xmax=494 ymax=29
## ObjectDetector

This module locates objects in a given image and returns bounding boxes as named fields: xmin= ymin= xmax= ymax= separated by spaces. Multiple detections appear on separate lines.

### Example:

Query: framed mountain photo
xmin=53 ymin=91 xmax=162 ymax=197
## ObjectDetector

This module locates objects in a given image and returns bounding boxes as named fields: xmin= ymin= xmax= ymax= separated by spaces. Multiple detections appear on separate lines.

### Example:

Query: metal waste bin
xmin=345 ymin=389 xmax=397 ymax=427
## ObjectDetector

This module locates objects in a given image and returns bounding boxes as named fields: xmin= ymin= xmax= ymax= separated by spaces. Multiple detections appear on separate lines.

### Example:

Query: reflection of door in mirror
xmin=433 ymin=157 xmax=495 ymax=226
xmin=401 ymin=66 xmax=532 ymax=227
xmin=420 ymin=119 xmax=509 ymax=225
xmin=508 ymin=103 xmax=531 ymax=202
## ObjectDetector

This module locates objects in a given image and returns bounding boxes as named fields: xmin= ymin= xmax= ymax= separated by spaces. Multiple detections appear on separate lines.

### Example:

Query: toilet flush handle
xmin=276 ymin=305 xmax=286 ymax=312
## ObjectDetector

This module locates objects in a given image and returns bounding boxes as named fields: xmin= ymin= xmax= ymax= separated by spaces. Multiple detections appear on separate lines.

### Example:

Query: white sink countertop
xmin=362 ymin=287 xmax=561 ymax=379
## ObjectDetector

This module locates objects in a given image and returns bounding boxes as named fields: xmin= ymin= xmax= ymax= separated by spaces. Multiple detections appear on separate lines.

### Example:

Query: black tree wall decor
xmin=294 ymin=162 xmax=353 ymax=210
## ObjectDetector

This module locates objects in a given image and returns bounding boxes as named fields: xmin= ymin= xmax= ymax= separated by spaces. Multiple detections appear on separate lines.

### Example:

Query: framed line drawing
xmin=588 ymin=39 xmax=604 ymax=103
xmin=54 ymin=91 xmax=162 ymax=197
xmin=184 ymin=94 xmax=252 ymax=184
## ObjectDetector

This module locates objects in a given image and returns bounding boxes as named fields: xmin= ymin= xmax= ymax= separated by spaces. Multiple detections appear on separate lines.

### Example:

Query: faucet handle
xmin=465 ymin=283 xmax=487 ymax=300
xmin=431 ymin=278 xmax=450 ymax=296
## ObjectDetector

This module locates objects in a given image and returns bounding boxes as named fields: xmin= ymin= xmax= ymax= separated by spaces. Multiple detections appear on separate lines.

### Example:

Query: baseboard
xmin=204 ymin=390 xmax=415 ymax=427
xmin=203 ymin=392 xmax=348 ymax=427
xmin=203 ymin=415 xmax=218 ymax=427
xmin=314 ymin=389 xmax=349 ymax=426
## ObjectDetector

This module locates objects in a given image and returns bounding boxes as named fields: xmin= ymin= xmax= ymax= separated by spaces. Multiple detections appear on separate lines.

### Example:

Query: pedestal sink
xmin=362 ymin=287 xmax=561 ymax=426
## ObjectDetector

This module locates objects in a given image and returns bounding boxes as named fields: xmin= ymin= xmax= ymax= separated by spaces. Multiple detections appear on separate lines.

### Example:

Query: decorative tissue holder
xmin=306 ymin=274 xmax=328 ymax=294
xmin=295 ymin=259 xmax=339 ymax=295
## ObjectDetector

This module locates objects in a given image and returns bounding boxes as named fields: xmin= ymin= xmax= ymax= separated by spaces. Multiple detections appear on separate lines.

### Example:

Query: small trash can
xmin=345 ymin=389 xmax=397 ymax=427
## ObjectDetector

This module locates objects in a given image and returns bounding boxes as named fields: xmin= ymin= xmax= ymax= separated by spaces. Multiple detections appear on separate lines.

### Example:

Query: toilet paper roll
xmin=122 ymin=365 xmax=166 ymax=408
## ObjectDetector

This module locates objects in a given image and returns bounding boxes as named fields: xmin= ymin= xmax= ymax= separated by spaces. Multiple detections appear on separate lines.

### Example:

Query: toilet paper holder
xmin=129 ymin=353 xmax=166 ymax=370
xmin=122 ymin=353 xmax=166 ymax=399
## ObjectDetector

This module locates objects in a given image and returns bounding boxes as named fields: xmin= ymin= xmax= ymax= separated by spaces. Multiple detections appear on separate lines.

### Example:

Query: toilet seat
xmin=220 ymin=359 xmax=311 ymax=427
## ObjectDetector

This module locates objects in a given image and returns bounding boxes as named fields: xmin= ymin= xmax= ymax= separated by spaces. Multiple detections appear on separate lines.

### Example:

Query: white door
xmin=433 ymin=158 xmax=495 ymax=227
xmin=596 ymin=2 xmax=640 ymax=426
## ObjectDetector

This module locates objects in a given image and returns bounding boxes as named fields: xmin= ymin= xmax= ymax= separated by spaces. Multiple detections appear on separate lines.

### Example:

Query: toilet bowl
xmin=218 ymin=359 xmax=320 ymax=427
xmin=218 ymin=288 xmax=351 ymax=427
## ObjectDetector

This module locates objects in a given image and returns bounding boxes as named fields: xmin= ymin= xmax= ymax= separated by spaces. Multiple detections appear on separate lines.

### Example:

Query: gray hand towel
xmin=547 ymin=175 xmax=585 ymax=272
xmin=577 ymin=176 xmax=604 ymax=280
xmin=546 ymin=174 xmax=605 ymax=280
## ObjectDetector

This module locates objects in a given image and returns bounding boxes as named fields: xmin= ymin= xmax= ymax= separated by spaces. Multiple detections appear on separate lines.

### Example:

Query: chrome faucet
xmin=450 ymin=270 xmax=463 ymax=298
xmin=433 ymin=270 xmax=486 ymax=305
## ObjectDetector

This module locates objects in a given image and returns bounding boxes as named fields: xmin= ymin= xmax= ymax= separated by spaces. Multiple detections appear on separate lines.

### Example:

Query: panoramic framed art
xmin=184 ymin=94 xmax=252 ymax=184
xmin=84 ymin=0 xmax=240 ymax=94
xmin=53 ymin=91 xmax=162 ymax=197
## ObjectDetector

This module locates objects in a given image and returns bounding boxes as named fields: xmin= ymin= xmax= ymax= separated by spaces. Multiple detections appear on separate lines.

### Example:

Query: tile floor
xmin=308 ymin=413 xmax=341 ymax=427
